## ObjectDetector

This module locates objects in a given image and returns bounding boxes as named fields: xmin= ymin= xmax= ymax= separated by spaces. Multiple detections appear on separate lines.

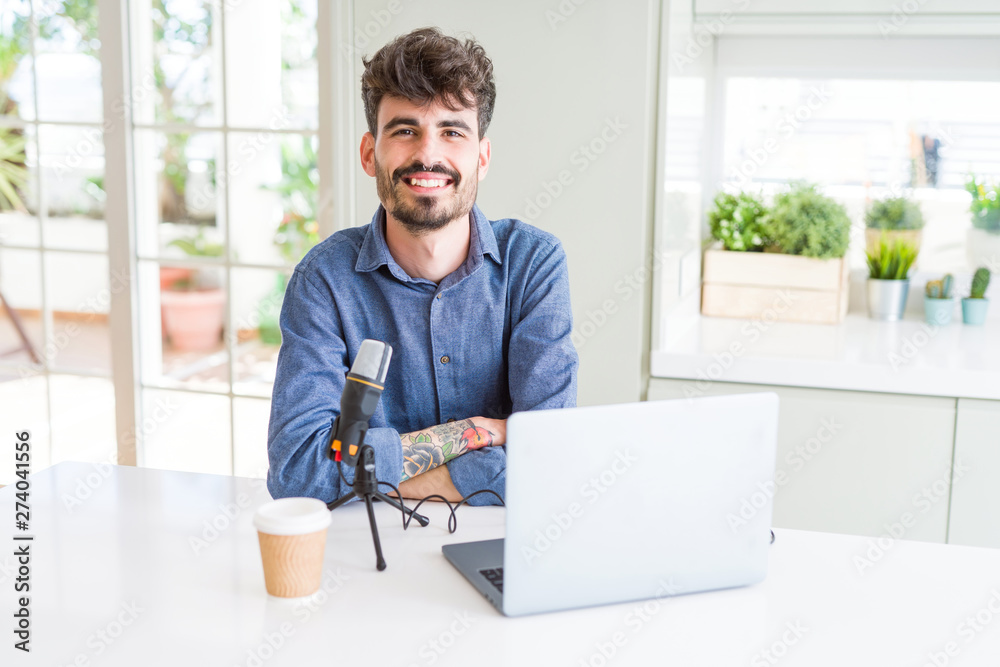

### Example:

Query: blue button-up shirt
xmin=266 ymin=204 xmax=578 ymax=506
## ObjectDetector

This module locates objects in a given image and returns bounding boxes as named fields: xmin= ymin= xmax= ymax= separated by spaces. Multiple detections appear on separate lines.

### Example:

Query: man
xmin=266 ymin=27 xmax=578 ymax=506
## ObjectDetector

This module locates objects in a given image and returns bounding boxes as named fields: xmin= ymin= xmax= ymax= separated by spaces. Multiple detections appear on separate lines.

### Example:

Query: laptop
xmin=443 ymin=392 xmax=779 ymax=616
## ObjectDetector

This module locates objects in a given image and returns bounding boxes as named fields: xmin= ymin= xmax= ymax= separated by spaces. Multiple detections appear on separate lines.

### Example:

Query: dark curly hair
xmin=361 ymin=27 xmax=496 ymax=138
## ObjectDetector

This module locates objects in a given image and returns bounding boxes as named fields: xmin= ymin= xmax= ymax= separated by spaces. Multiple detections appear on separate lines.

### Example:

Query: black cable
xmin=335 ymin=458 xmax=504 ymax=534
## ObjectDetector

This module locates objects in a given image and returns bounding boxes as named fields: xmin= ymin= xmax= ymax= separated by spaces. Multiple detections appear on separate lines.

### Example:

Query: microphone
xmin=329 ymin=339 xmax=393 ymax=467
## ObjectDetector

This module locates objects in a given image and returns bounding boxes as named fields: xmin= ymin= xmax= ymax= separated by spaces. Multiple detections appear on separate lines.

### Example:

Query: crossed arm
xmin=394 ymin=416 xmax=507 ymax=501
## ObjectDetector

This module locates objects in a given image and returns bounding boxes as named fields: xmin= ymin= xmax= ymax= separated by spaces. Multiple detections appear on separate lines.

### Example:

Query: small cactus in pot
xmin=962 ymin=267 xmax=991 ymax=325
xmin=924 ymin=273 xmax=955 ymax=325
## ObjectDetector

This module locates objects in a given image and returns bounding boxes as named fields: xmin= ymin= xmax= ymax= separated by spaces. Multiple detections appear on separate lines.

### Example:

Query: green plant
xmin=265 ymin=136 xmax=320 ymax=264
xmin=166 ymin=227 xmax=223 ymax=290
xmin=167 ymin=227 xmax=224 ymax=257
xmin=966 ymin=176 xmax=1000 ymax=233
xmin=707 ymin=190 xmax=769 ymax=252
xmin=769 ymin=183 xmax=851 ymax=259
xmin=925 ymin=274 xmax=954 ymax=299
xmin=0 ymin=127 xmax=28 ymax=211
xmin=865 ymin=196 xmax=925 ymax=231
xmin=274 ymin=212 xmax=319 ymax=265
xmin=969 ymin=267 xmax=991 ymax=299
xmin=866 ymin=237 xmax=918 ymax=280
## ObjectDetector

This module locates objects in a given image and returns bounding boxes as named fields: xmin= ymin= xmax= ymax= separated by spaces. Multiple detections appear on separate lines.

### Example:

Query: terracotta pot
xmin=161 ymin=288 xmax=225 ymax=351
xmin=159 ymin=268 xmax=196 ymax=338
xmin=865 ymin=229 xmax=922 ymax=255
xmin=159 ymin=267 xmax=194 ymax=290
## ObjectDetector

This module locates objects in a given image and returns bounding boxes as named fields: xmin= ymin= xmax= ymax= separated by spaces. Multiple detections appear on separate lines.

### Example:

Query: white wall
xmin=343 ymin=1 xmax=664 ymax=406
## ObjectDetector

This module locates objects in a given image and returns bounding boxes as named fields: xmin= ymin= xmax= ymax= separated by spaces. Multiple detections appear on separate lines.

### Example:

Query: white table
xmin=3 ymin=462 xmax=1000 ymax=666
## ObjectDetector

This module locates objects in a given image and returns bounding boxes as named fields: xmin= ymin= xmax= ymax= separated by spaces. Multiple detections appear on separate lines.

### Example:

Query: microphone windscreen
xmin=350 ymin=339 xmax=392 ymax=383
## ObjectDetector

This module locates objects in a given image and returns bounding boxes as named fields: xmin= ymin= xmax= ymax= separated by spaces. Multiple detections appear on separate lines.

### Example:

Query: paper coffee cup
xmin=253 ymin=498 xmax=332 ymax=598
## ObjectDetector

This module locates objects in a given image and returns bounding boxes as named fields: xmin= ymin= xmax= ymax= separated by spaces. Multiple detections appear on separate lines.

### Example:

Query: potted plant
xmin=768 ymin=182 xmax=852 ymax=259
xmin=961 ymin=267 xmax=991 ymax=326
xmin=160 ymin=228 xmax=226 ymax=351
xmin=701 ymin=183 xmax=852 ymax=324
xmin=864 ymin=196 xmax=925 ymax=256
xmin=923 ymin=274 xmax=954 ymax=325
xmin=706 ymin=190 xmax=769 ymax=252
xmin=965 ymin=176 xmax=1000 ymax=269
xmin=865 ymin=237 xmax=918 ymax=321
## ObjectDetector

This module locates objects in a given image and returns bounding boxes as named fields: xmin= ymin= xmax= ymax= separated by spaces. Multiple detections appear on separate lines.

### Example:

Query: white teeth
xmin=409 ymin=178 xmax=446 ymax=188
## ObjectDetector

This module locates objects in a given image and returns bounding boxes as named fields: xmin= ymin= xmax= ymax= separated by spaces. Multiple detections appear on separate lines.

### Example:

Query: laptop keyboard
xmin=479 ymin=567 xmax=504 ymax=593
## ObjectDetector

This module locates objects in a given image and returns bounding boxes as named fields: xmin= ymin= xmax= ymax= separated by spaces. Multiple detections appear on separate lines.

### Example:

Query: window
xmin=719 ymin=77 xmax=1000 ymax=274
xmin=0 ymin=0 xmax=324 ymax=485
xmin=0 ymin=0 xmax=115 ymax=482
xmin=130 ymin=0 xmax=319 ymax=477
xmin=710 ymin=36 xmax=1000 ymax=277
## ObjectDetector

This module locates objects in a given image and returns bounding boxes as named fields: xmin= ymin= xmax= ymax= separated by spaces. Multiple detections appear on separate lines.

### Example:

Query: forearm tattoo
xmin=400 ymin=419 xmax=495 ymax=482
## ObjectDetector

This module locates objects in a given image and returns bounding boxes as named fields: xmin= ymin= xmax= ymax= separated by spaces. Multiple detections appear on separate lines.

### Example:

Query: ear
xmin=477 ymin=136 xmax=491 ymax=182
xmin=360 ymin=132 xmax=376 ymax=177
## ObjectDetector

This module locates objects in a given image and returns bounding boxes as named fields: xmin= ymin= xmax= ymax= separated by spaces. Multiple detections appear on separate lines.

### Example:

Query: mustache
xmin=393 ymin=163 xmax=461 ymax=185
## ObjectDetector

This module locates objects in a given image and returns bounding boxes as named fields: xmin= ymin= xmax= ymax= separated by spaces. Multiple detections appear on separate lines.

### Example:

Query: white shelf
xmin=651 ymin=312 xmax=1000 ymax=400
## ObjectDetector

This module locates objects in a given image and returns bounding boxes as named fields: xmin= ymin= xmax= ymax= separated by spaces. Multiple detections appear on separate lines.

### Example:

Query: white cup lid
xmin=253 ymin=497 xmax=332 ymax=536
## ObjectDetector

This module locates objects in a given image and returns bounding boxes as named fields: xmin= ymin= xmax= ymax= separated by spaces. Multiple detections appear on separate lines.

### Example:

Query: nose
xmin=410 ymin=132 xmax=445 ymax=169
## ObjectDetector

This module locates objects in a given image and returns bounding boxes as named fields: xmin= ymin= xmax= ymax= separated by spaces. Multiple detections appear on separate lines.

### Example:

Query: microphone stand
xmin=327 ymin=442 xmax=429 ymax=571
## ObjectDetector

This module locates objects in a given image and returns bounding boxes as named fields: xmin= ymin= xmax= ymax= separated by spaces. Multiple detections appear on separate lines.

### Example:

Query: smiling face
xmin=361 ymin=95 xmax=491 ymax=236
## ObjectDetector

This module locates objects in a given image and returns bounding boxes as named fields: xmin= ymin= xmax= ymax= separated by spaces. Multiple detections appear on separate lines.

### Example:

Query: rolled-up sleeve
xmin=446 ymin=237 xmax=579 ymax=505
xmin=266 ymin=270 xmax=404 ymax=503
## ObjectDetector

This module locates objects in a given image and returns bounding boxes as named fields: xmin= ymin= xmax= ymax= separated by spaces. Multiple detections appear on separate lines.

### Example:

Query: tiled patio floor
xmin=0 ymin=311 xmax=275 ymax=485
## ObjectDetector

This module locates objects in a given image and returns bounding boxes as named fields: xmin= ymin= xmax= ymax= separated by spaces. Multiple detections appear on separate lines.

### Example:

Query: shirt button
xmin=441 ymin=355 xmax=450 ymax=364
xmin=436 ymin=294 xmax=442 ymax=300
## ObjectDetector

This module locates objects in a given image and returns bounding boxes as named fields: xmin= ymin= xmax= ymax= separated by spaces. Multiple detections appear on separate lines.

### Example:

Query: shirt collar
xmin=355 ymin=204 xmax=502 ymax=280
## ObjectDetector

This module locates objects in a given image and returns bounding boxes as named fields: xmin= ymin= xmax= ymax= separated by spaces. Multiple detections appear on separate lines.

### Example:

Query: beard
xmin=375 ymin=158 xmax=478 ymax=236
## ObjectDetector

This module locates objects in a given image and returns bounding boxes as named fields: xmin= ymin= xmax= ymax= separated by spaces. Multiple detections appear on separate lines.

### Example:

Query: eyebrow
xmin=382 ymin=116 xmax=474 ymax=133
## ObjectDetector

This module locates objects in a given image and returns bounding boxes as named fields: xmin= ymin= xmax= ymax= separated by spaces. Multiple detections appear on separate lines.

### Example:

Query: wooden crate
xmin=701 ymin=246 xmax=850 ymax=324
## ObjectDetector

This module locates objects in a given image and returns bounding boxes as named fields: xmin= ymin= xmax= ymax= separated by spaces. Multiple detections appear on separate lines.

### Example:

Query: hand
xmin=468 ymin=416 xmax=506 ymax=448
